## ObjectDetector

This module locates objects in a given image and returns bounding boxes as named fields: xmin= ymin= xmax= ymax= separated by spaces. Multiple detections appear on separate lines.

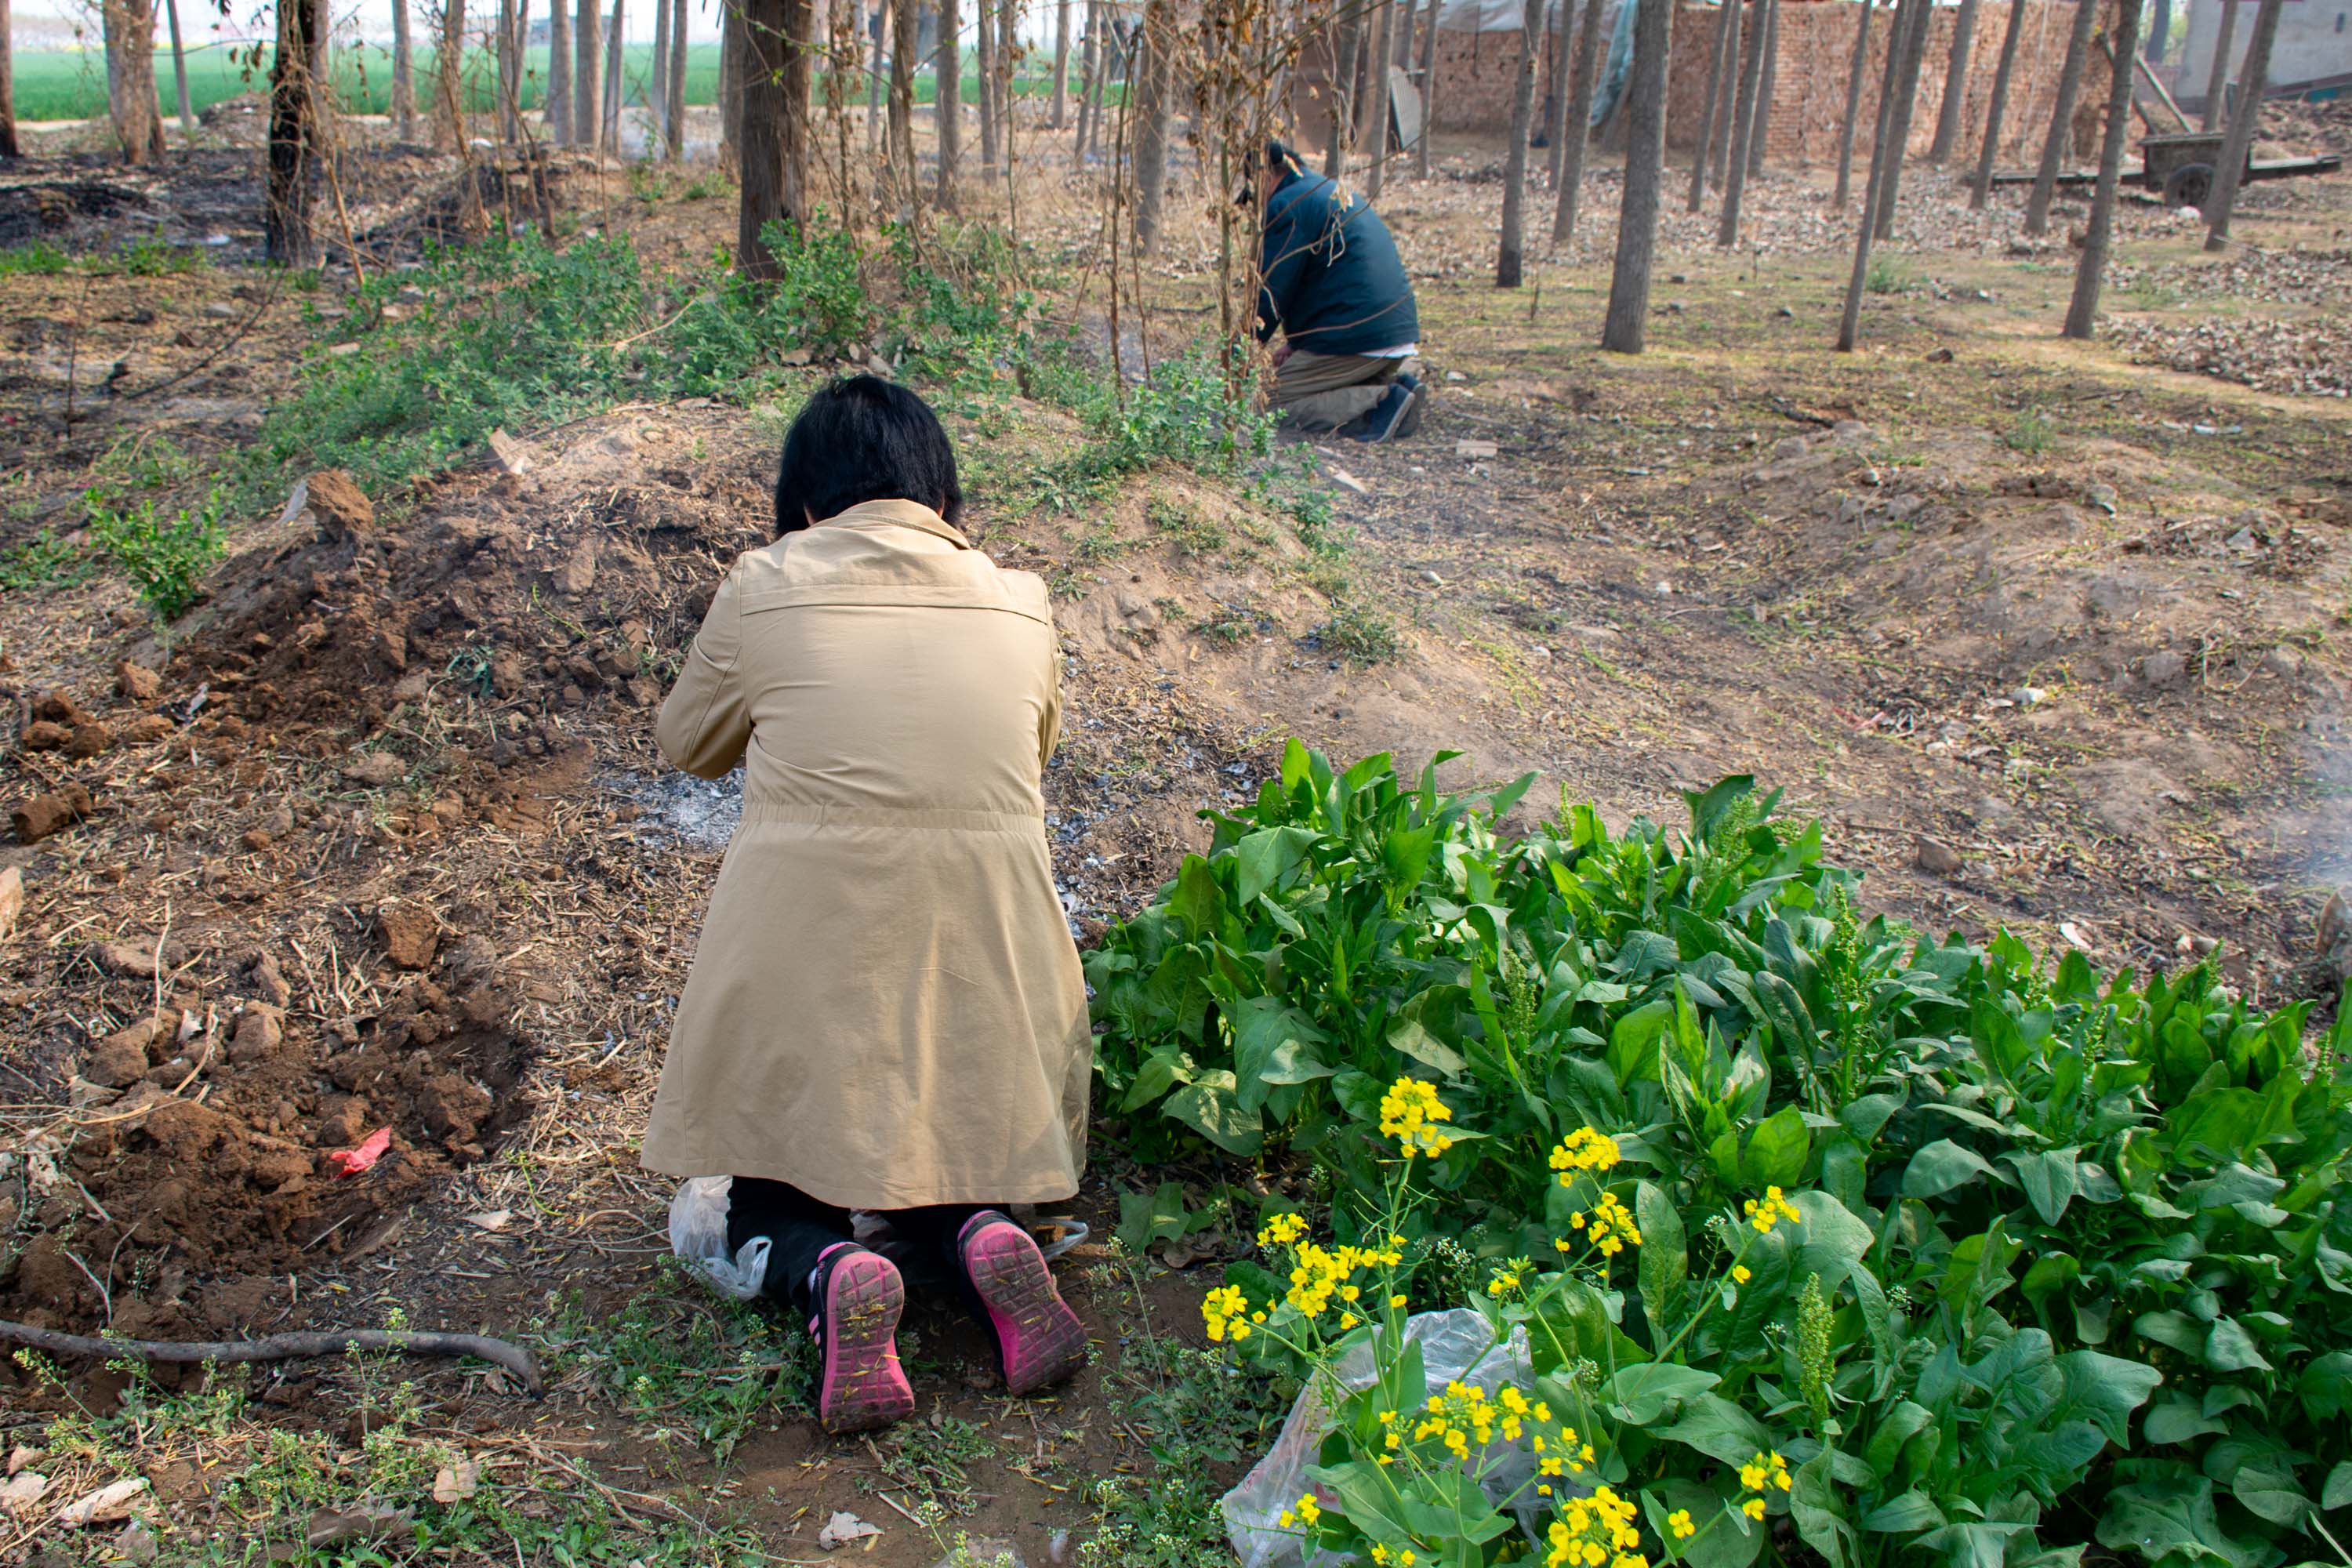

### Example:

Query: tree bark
xmin=1830 ymin=0 xmax=1875 ymax=209
xmin=976 ymin=0 xmax=999 ymax=171
xmin=1543 ymin=0 xmax=1573 ymax=187
xmin=2198 ymin=0 xmax=2236 ymax=129
xmin=888 ymin=0 xmax=917 ymax=202
xmin=1838 ymin=0 xmax=1920 ymax=347
xmin=1927 ymin=0 xmax=1978 ymax=160
xmin=1967 ymin=0 xmax=2027 ymax=204
xmin=1709 ymin=0 xmax=1744 ymax=185
xmin=1131 ymin=0 xmax=1174 ymax=248
xmin=652 ymin=0 xmax=671 ymax=138
xmin=1073 ymin=0 xmax=1098 ymax=154
xmin=1716 ymin=0 xmax=1766 ymax=244
xmin=719 ymin=0 xmax=743 ymax=164
xmin=602 ymin=0 xmax=625 ymax=147
xmin=937 ymin=0 xmax=963 ymax=206
xmin=2202 ymin=0 xmax=2278 ymax=248
xmin=575 ymin=0 xmax=602 ymax=148
xmin=1415 ymin=0 xmax=1440 ymax=176
xmin=1367 ymin=0 xmax=1398 ymax=197
xmin=1327 ymin=9 xmax=1359 ymax=177
xmin=740 ymin=0 xmax=814 ymax=275
xmin=436 ymin=0 xmax=466 ymax=147
xmin=0 ymin=0 xmax=19 ymax=160
xmin=1351 ymin=5 xmax=1378 ymax=149
xmin=266 ymin=0 xmax=320 ymax=261
xmin=548 ymin=0 xmax=572 ymax=140
xmin=668 ymin=0 xmax=688 ymax=154
xmin=1871 ymin=0 xmax=1928 ymax=238
xmin=1744 ymin=0 xmax=1776 ymax=177
xmin=1051 ymin=0 xmax=1071 ymax=125
xmin=866 ymin=0 xmax=888 ymax=151
xmin=1686 ymin=0 xmax=1737 ymax=211
xmin=2063 ymin=0 xmax=2139 ymax=334
xmin=2144 ymin=0 xmax=2167 ymax=60
xmin=2024 ymin=0 xmax=2100 ymax=235
xmin=1601 ymin=0 xmax=1672 ymax=350
xmin=165 ymin=0 xmax=194 ymax=135
xmin=1497 ymin=0 xmax=1542 ymax=284
xmin=103 ymin=0 xmax=167 ymax=162
xmin=1548 ymin=0 xmax=1603 ymax=241
xmin=498 ymin=0 xmax=521 ymax=138
xmin=996 ymin=0 xmax=1014 ymax=165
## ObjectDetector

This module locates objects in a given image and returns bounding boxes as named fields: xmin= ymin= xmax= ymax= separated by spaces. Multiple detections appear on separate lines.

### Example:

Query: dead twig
xmin=0 ymin=1319 xmax=544 ymax=1396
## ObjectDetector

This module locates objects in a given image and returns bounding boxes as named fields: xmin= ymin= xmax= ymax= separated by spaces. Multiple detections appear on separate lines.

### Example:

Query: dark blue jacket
xmin=1256 ymin=169 xmax=1420 ymax=356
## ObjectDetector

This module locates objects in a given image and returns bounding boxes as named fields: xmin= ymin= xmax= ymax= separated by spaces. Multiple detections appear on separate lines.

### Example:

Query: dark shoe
xmin=1352 ymin=379 xmax=1422 ymax=444
xmin=956 ymin=1211 xmax=1087 ymax=1396
xmin=807 ymin=1243 xmax=913 ymax=1432
xmin=1392 ymin=372 xmax=1426 ymax=437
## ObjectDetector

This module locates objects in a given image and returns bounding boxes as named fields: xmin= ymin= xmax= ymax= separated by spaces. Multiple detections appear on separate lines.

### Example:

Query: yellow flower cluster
xmin=1739 ymin=1450 xmax=1792 ymax=1519
xmin=1276 ymin=1493 xmax=1323 ymax=1530
xmin=1201 ymin=1284 xmax=1251 ymax=1343
xmin=1542 ymin=1483 xmax=1646 ymax=1568
xmin=1379 ymin=1077 xmax=1456 ymax=1158
xmin=1485 ymin=1258 xmax=1533 ymax=1300
xmin=1559 ymin=1191 xmax=1642 ymax=1258
xmin=1550 ymin=1126 xmax=1622 ymax=1184
xmin=1367 ymin=1548 xmax=1417 ymax=1566
xmin=1257 ymin=1212 xmax=1308 ymax=1248
xmin=1668 ymin=1509 xmax=1697 ymax=1541
xmin=1408 ymin=1381 xmax=1502 ymax=1460
xmin=1744 ymin=1187 xmax=1803 ymax=1236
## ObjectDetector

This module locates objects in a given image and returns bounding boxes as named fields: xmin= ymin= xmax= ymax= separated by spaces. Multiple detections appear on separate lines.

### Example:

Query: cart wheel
xmin=2162 ymin=163 xmax=2214 ymax=209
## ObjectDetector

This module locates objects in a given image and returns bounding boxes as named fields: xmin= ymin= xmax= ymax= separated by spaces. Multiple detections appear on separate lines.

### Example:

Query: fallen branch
xmin=0 ymin=1319 xmax=543 ymax=1396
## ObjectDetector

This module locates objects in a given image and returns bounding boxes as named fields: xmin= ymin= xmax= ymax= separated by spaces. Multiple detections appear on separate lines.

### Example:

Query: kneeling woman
xmin=643 ymin=376 xmax=1091 ymax=1432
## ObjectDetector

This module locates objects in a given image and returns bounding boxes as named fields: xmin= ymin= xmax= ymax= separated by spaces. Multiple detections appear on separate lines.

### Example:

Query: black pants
xmin=725 ymin=1177 xmax=989 ymax=1312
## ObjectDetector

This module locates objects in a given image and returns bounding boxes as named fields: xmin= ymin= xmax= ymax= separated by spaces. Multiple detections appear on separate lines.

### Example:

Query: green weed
xmin=87 ymin=490 xmax=226 ymax=620
xmin=2003 ymin=406 xmax=2057 ymax=455
xmin=0 ymin=527 xmax=99 ymax=591
xmin=0 ymin=240 xmax=70 ymax=277
xmin=1146 ymin=495 xmax=1227 ymax=556
xmin=1864 ymin=254 xmax=1911 ymax=295
xmin=1310 ymin=604 xmax=1400 ymax=664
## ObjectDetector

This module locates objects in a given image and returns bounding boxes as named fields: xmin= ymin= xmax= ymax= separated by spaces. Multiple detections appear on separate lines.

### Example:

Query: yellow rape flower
xmin=1668 ymin=1509 xmax=1696 ymax=1541
xmin=1378 ymin=1076 xmax=1457 ymax=1159
xmin=1549 ymin=1126 xmax=1623 ymax=1183
xmin=1201 ymin=1284 xmax=1250 ymax=1343
xmin=1741 ymin=1186 xmax=1804 ymax=1235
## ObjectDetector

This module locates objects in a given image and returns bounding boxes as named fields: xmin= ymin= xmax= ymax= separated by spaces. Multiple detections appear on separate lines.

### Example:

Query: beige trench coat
xmin=641 ymin=499 xmax=1090 ymax=1210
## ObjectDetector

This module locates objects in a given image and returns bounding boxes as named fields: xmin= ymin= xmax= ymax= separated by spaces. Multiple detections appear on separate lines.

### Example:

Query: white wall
xmin=2177 ymin=0 xmax=2352 ymax=101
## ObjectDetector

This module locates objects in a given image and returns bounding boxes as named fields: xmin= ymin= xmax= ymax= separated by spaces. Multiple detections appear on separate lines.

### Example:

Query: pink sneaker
xmin=808 ymin=1243 xmax=914 ymax=1433
xmin=957 ymin=1212 xmax=1087 ymax=1396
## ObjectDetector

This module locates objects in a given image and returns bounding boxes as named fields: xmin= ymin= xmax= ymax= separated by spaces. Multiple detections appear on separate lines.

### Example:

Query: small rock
xmin=624 ymin=676 xmax=661 ymax=707
xmin=1924 ymin=346 xmax=1955 ymax=363
xmin=230 ymin=1003 xmax=285 ymax=1062
xmin=114 ymin=660 xmax=162 ymax=702
xmin=2262 ymin=646 xmax=2303 ymax=679
xmin=865 ymin=355 xmax=895 ymax=379
xmin=83 ymin=1031 xmax=151 ymax=1090
xmin=201 ymin=301 xmax=240 ymax=320
xmin=250 ymin=951 xmax=292 ymax=1007
xmin=1915 ymin=837 xmax=1965 ymax=877
xmin=1831 ymin=420 xmax=1871 ymax=443
xmin=344 ymin=750 xmax=407 ymax=788
xmin=113 ymin=1520 xmax=159 ymax=1565
xmin=305 ymin=470 xmax=374 ymax=542
xmin=489 ymin=650 xmax=527 ymax=696
xmin=2321 ymin=889 xmax=2350 ymax=982
xmin=2013 ymin=685 xmax=2048 ymax=709
xmin=379 ymin=901 xmax=441 ymax=970
xmin=14 ymin=784 xmax=95 ymax=844
xmin=1772 ymin=436 xmax=1809 ymax=462
xmin=485 ymin=429 xmax=534 ymax=475
xmin=0 ymin=866 xmax=20 ymax=943
xmin=552 ymin=537 xmax=599 ymax=597
xmin=1775 ymin=305 xmax=1795 ymax=318
xmin=2140 ymin=649 xmax=2188 ymax=686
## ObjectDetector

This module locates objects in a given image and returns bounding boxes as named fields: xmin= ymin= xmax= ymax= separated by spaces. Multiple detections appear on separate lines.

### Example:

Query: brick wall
xmin=1307 ymin=0 xmax=2118 ymax=169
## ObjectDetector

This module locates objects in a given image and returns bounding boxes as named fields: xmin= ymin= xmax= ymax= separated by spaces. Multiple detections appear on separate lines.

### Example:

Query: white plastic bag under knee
xmin=1221 ymin=1309 xmax=1538 ymax=1568
xmin=667 ymin=1175 xmax=771 ymax=1302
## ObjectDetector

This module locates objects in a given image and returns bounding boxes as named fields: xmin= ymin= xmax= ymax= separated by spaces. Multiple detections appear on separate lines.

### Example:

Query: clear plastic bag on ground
xmin=670 ymin=1178 xmax=1090 ymax=1301
xmin=669 ymin=1175 xmax=772 ymax=1301
xmin=1221 ymin=1309 xmax=1537 ymax=1568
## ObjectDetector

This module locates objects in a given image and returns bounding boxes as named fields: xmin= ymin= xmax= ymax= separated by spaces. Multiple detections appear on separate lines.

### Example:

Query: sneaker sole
xmin=817 ymin=1252 xmax=914 ymax=1433
xmin=963 ymin=1220 xmax=1087 ymax=1396
xmin=1392 ymin=386 xmax=1425 ymax=439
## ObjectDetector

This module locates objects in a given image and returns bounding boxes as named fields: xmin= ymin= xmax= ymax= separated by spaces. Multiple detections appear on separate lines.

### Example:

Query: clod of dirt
xmin=250 ymin=952 xmax=292 ymax=1007
xmin=417 ymin=1072 xmax=492 ymax=1143
xmin=118 ymin=714 xmax=173 ymax=743
xmin=304 ymin=470 xmax=375 ymax=543
xmin=64 ymin=724 xmax=111 ymax=760
xmin=18 ymin=721 xmax=71 ymax=752
xmin=378 ymin=901 xmax=441 ymax=969
xmin=2142 ymin=649 xmax=2189 ymax=685
xmin=115 ymin=659 xmax=162 ymax=702
xmin=13 ymin=784 xmax=93 ymax=843
xmin=229 ymin=1004 xmax=285 ymax=1062
xmin=343 ymin=750 xmax=406 ymax=788
xmin=28 ymin=690 xmax=89 ymax=728
xmin=551 ymin=537 xmax=598 ymax=597
xmin=486 ymin=429 xmax=534 ymax=474
xmin=95 ymin=939 xmax=182 ymax=978
xmin=1915 ymin=837 xmax=1965 ymax=877
xmin=0 ymin=866 xmax=21 ymax=942
xmin=2323 ymin=890 xmax=2352 ymax=983
xmin=83 ymin=1026 xmax=155 ymax=1089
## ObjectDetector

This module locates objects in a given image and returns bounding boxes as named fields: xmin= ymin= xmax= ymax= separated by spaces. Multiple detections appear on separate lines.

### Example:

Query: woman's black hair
xmin=773 ymin=375 xmax=964 ymax=536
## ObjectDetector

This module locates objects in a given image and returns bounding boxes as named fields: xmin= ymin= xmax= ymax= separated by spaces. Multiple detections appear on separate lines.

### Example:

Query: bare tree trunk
xmin=601 ymin=0 xmax=624 ymax=147
xmin=164 ymin=0 xmax=194 ymax=135
xmin=498 ymin=0 xmax=520 ymax=137
xmin=2024 ymin=0 xmax=2100 ymax=235
xmin=1549 ymin=0 xmax=1602 ymax=240
xmin=976 ymin=0 xmax=1000 ymax=172
xmin=2198 ymin=0 xmax=2236 ymax=129
xmin=888 ymin=0 xmax=917 ymax=202
xmin=741 ymin=0 xmax=814 ymax=274
xmin=1709 ymin=0 xmax=1744 ymax=184
xmin=1415 ymin=0 xmax=1439 ymax=176
xmin=937 ymin=0 xmax=962 ymax=206
xmin=2063 ymin=0 xmax=2139 ymax=334
xmin=1601 ymin=0 xmax=1672 ymax=350
xmin=575 ymin=0 xmax=601 ymax=149
xmin=1744 ymin=0 xmax=1776 ymax=177
xmin=1871 ymin=0 xmax=1928 ymax=238
xmin=2203 ymin=0 xmax=2279 ymax=248
xmin=1543 ymin=0 xmax=1573 ymax=186
xmin=1686 ymin=0 xmax=1737 ymax=210
xmin=1351 ymin=8 xmax=1377 ymax=147
xmin=996 ymin=0 xmax=1014 ymax=159
xmin=1927 ymin=0 xmax=1977 ymax=160
xmin=548 ymin=0 xmax=572 ymax=139
xmin=1131 ymin=0 xmax=1173 ymax=247
xmin=1497 ymin=0 xmax=1542 ymax=284
xmin=669 ymin=0 xmax=689 ymax=154
xmin=0 ymin=0 xmax=19 ymax=160
xmin=1829 ymin=0 xmax=1874 ymax=206
xmin=1367 ymin=0 xmax=1398 ymax=196
xmin=1327 ymin=9 xmax=1358 ymax=176
xmin=719 ymin=0 xmax=743 ymax=164
xmin=2145 ymin=0 xmax=2166 ymax=59
xmin=1838 ymin=0 xmax=1918 ymax=348
xmin=866 ymin=0 xmax=888 ymax=151
xmin=1968 ymin=0 xmax=2025 ymax=205
xmin=1072 ymin=0 xmax=1098 ymax=154
xmin=1716 ymin=0 xmax=1765 ymax=244
xmin=1051 ymin=0 xmax=1071 ymax=125
xmin=651 ymin=0 xmax=671 ymax=138
xmin=434 ymin=0 xmax=466 ymax=147
xmin=103 ymin=0 xmax=167 ymax=162
xmin=266 ymin=0 xmax=320 ymax=260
